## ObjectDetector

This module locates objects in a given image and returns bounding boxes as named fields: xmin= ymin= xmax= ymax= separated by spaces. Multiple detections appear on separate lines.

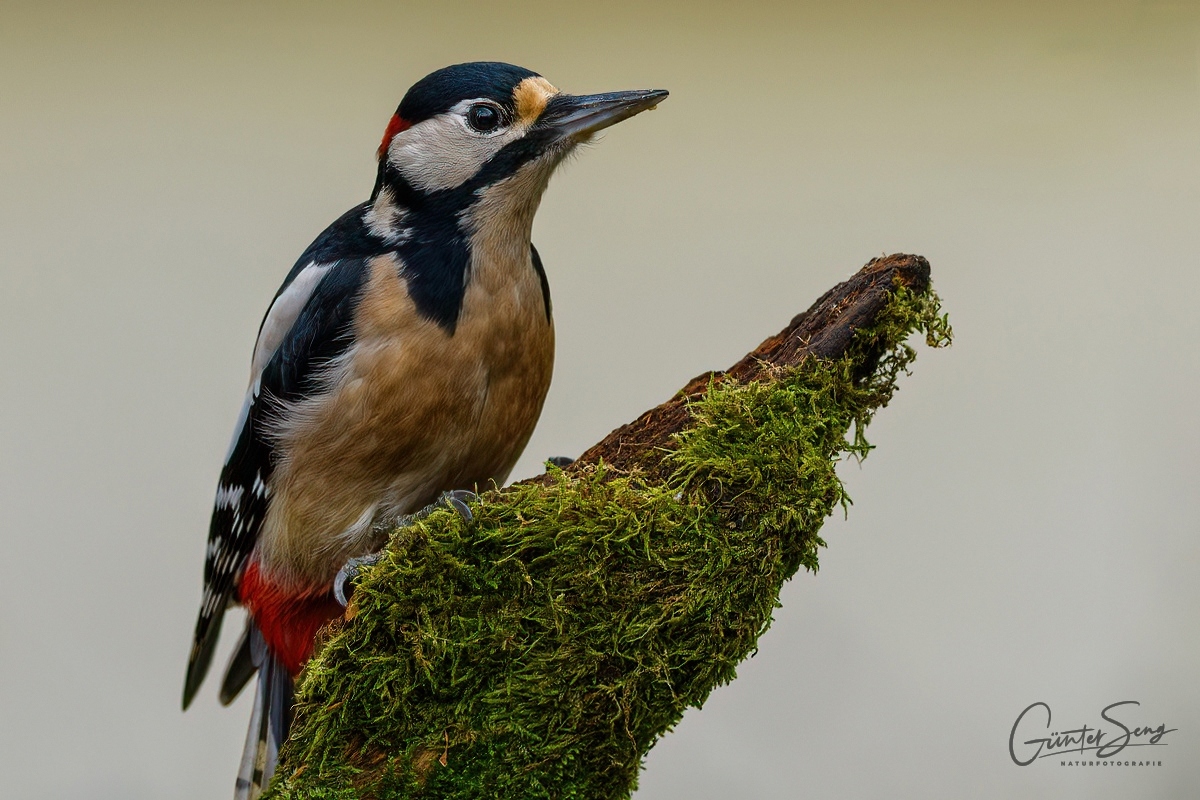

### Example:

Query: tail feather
xmin=183 ymin=608 xmax=224 ymax=710
xmin=220 ymin=621 xmax=257 ymax=706
xmin=234 ymin=626 xmax=293 ymax=800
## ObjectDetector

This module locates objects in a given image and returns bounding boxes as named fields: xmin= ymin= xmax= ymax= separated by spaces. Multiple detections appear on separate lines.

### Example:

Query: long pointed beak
xmin=543 ymin=89 xmax=669 ymax=140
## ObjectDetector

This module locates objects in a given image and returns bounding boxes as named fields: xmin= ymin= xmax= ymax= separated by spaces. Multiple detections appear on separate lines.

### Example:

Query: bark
xmin=565 ymin=252 xmax=931 ymax=474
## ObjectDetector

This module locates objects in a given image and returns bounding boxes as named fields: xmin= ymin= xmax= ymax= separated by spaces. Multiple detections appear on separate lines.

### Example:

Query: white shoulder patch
xmin=250 ymin=262 xmax=334 ymax=380
xmin=221 ymin=262 xmax=332 ymax=464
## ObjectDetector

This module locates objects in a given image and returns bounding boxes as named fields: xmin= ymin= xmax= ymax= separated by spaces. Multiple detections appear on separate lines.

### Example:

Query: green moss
xmin=265 ymin=281 xmax=951 ymax=800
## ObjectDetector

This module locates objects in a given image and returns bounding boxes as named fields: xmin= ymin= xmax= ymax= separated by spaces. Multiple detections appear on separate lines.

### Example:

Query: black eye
xmin=467 ymin=104 xmax=501 ymax=133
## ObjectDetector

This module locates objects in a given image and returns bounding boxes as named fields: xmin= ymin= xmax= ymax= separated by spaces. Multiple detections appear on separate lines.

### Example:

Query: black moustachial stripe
xmin=375 ymin=124 xmax=559 ymax=331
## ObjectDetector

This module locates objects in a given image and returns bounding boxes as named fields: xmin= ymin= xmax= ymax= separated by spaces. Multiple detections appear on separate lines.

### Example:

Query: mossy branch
xmin=265 ymin=254 xmax=951 ymax=799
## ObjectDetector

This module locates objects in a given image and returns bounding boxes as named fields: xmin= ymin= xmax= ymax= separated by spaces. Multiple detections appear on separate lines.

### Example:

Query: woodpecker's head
xmin=371 ymin=62 xmax=667 ymax=219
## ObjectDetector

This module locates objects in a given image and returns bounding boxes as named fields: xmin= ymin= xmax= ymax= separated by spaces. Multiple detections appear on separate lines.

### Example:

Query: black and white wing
xmin=183 ymin=207 xmax=381 ymax=709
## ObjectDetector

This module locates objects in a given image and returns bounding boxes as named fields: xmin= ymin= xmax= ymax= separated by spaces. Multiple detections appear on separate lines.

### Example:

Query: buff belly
xmin=256 ymin=253 xmax=554 ymax=590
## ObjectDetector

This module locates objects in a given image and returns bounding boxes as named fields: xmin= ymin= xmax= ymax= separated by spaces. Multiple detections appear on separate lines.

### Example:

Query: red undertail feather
xmin=377 ymin=114 xmax=411 ymax=160
xmin=238 ymin=562 xmax=343 ymax=675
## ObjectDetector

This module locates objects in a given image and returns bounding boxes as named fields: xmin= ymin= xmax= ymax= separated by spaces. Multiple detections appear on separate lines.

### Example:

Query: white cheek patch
xmin=386 ymin=100 xmax=527 ymax=193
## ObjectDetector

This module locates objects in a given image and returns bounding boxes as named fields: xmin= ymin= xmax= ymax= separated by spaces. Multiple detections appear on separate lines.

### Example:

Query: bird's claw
xmin=425 ymin=489 xmax=476 ymax=524
xmin=335 ymin=490 xmax=477 ymax=607
xmin=334 ymin=552 xmax=382 ymax=608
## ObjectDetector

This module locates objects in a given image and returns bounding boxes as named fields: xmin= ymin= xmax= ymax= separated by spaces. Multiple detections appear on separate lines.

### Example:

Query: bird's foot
xmin=333 ymin=552 xmax=382 ymax=607
xmin=546 ymin=456 xmax=574 ymax=468
xmin=416 ymin=489 xmax=476 ymax=525
xmin=333 ymin=490 xmax=477 ymax=608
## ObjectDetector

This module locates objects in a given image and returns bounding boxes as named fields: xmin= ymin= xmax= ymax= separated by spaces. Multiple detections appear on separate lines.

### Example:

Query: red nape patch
xmin=238 ymin=562 xmax=343 ymax=676
xmin=377 ymin=113 xmax=411 ymax=160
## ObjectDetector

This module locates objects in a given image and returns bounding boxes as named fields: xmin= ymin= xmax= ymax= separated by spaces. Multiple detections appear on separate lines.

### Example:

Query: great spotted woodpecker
xmin=181 ymin=62 xmax=667 ymax=798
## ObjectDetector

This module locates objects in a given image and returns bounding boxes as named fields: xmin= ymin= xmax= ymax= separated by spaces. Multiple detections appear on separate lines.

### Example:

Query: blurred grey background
xmin=1 ymin=1 xmax=1197 ymax=797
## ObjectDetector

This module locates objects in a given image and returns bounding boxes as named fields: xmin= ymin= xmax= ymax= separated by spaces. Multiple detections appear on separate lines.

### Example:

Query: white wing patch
xmin=222 ymin=262 xmax=333 ymax=464
xmin=252 ymin=262 xmax=334 ymax=379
